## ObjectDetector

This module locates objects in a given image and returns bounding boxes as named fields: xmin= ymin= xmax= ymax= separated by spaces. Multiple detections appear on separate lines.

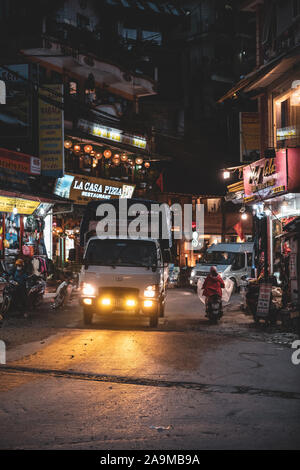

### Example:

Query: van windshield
xmin=85 ymin=239 xmax=158 ymax=268
xmin=203 ymin=251 xmax=235 ymax=265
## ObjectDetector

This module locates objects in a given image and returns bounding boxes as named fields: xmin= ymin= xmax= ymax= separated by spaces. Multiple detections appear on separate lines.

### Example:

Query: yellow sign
xmin=39 ymin=84 xmax=64 ymax=177
xmin=0 ymin=196 xmax=39 ymax=214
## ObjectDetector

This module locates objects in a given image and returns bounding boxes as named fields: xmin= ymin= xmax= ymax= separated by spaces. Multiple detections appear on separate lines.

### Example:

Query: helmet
xmin=210 ymin=266 xmax=218 ymax=276
xmin=15 ymin=259 xmax=24 ymax=267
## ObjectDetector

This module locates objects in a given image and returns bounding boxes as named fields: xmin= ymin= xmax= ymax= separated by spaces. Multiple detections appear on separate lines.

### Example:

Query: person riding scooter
xmin=202 ymin=266 xmax=225 ymax=316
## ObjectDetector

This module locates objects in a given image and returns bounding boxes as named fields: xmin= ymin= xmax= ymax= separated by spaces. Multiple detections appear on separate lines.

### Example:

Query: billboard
xmin=239 ymin=112 xmax=260 ymax=163
xmin=0 ymin=64 xmax=30 ymax=139
xmin=54 ymin=173 xmax=135 ymax=203
xmin=39 ymin=84 xmax=64 ymax=177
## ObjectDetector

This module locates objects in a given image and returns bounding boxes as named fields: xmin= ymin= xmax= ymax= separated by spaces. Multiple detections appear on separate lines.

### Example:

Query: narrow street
xmin=0 ymin=289 xmax=299 ymax=450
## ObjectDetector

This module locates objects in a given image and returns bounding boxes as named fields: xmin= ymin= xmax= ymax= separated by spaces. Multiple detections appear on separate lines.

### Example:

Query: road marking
xmin=1 ymin=365 xmax=299 ymax=400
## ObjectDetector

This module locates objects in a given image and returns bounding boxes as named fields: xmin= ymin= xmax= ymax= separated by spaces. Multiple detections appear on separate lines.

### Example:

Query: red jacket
xmin=203 ymin=274 xmax=225 ymax=298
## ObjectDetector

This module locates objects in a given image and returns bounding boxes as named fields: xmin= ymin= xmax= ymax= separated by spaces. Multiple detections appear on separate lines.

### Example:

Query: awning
xmin=218 ymin=45 xmax=300 ymax=103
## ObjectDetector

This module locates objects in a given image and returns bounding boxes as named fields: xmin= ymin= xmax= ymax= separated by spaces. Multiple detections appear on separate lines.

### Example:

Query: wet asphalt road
xmin=0 ymin=288 xmax=299 ymax=450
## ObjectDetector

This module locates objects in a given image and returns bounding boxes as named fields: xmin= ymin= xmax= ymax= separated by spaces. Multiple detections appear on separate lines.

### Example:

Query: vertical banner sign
xmin=39 ymin=84 xmax=64 ymax=177
xmin=256 ymin=283 xmax=272 ymax=317
xmin=239 ymin=112 xmax=260 ymax=163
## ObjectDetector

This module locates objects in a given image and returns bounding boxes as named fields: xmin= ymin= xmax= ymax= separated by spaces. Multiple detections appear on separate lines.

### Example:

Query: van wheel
xmin=83 ymin=309 xmax=93 ymax=325
xmin=159 ymin=300 xmax=165 ymax=318
xmin=149 ymin=313 xmax=159 ymax=328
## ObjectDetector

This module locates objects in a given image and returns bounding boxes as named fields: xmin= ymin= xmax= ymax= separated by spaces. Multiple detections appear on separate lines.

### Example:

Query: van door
xmin=230 ymin=252 xmax=247 ymax=287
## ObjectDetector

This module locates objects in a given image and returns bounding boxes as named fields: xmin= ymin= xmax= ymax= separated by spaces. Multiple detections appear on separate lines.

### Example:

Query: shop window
xmin=77 ymin=13 xmax=89 ymax=29
xmin=142 ymin=30 xmax=162 ymax=45
xmin=122 ymin=28 xmax=137 ymax=41
xmin=207 ymin=198 xmax=221 ymax=213
xmin=231 ymin=253 xmax=245 ymax=270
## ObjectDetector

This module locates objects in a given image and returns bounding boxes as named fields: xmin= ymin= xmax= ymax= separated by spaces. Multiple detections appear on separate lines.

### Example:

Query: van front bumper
xmin=80 ymin=294 xmax=159 ymax=315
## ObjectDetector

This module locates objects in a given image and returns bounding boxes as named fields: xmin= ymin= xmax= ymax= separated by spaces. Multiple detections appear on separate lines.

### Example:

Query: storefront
xmin=243 ymin=148 xmax=300 ymax=301
xmin=52 ymin=172 xmax=135 ymax=265
xmin=0 ymin=147 xmax=56 ymax=274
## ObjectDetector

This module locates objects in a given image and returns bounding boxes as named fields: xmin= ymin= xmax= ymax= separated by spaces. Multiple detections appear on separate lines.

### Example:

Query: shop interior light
xmin=40 ymin=207 xmax=45 ymax=216
xmin=96 ymin=152 xmax=102 ymax=159
xmin=241 ymin=213 xmax=248 ymax=220
xmin=121 ymin=153 xmax=128 ymax=162
xmin=264 ymin=208 xmax=271 ymax=216
xmin=104 ymin=149 xmax=112 ymax=159
xmin=73 ymin=144 xmax=81 ymax=152
xmin=84 ymin=144 xmax=93 ymax=154
xmin=144 ymin=161 xmax=150 ymax=168
xmin=64 ymin=139 xmax=72 ymax=149
xmin=223 ymin=170 xmax=230 ymax=179
xmin=135 ymin=157 xmax=143 ymax=165
xmin=13 ymin=205 xmax=18 ymax=215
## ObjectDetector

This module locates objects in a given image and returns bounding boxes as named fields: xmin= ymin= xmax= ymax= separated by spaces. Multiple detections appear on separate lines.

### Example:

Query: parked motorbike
xmin=206 ymin=294 xmax=223 ymax=324
xmin=0 ymin=274 xmax=46 ymax=318
xmin=243 ymin=276 xmax=278 ymax=326
xmin=52 ymin=272 xmax=78 ymax=310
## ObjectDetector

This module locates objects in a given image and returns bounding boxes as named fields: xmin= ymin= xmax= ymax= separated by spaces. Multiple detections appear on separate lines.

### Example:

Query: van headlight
xmin=144 ymin=285 xmax=158 ymax=298
xmin=82 ymin=283 xmax=96 ymax=296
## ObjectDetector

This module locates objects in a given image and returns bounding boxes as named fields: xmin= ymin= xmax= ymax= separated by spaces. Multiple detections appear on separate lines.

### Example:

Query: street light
xmin=223 ymin=170 xmax=230 ymax=179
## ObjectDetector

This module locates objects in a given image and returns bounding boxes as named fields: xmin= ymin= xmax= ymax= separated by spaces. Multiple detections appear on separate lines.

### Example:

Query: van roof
xmin=208 ymin=242 xmax=254 ymax=253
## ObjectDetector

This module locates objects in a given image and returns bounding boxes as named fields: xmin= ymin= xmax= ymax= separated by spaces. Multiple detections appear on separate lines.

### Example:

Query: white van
xmin=189 ymin=242 xmax=254 ymax=291
xmin=79 ymin=199 xmax=171 ymax=327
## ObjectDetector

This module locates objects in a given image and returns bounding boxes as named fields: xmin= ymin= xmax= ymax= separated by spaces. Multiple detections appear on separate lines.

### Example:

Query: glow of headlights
xmin=126 ymin=299 xmax=136 ymax=307
xmin=144 ymin=285 xmax=156 ymax=298
xmin=82 ymin=283 xmax=96 ymax=296
xmin=101 ymin=297 xmax=111 ymax=306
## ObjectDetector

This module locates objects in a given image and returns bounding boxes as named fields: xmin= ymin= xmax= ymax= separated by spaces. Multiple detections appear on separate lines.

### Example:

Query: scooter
xmin=206 ymin=294 xmax=223 ymax=324
xmin=52 ymin=272 xmax=78 ymax=310
xmin=0 ymin=274 xmax=45 ymax=318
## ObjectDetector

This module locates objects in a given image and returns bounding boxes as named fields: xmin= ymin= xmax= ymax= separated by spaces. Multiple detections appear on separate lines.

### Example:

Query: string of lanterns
xmin=64 ymin=139 xmax=151 ymax=168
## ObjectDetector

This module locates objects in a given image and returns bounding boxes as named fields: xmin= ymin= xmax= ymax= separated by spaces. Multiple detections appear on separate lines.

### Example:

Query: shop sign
xmin=54 ymin=173 xmax=135 ymax=203
xmin=39 ymin=84 xmax=64 ymax=177
xmin=0 ymin=196 xmax=39 ymax=215
xmin=243 ymin=151 xmax=287 ymax=201
xmin=77 ymin=119 xmax=147 ymax=150
xmin=0 ymin=148 xmax=41 ymax=175
xmin=256 ymin=283 xmax=272 ymax=317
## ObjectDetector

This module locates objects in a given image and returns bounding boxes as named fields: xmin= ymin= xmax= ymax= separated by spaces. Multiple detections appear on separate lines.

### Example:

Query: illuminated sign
xmin=243 ymin=152 xmax=287 ymax=200
xmin=39 ymin=84 xmax=64 ymax=177
xmin=276 ymin=126 xmax=296 ymax=141
xmin=0 ymin=196 xmax=39 ymax=215
xmin=54 ymin=173 xmax=135 ymax=203
xmin=77 ymin=119 xmax=147 ymax=150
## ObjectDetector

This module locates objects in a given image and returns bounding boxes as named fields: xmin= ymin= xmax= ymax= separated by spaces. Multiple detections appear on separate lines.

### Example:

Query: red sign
xmin=243 ymin=150 xmax=287 ymax=200
xmin=0 ymin=147 xmax=41 ymax=175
